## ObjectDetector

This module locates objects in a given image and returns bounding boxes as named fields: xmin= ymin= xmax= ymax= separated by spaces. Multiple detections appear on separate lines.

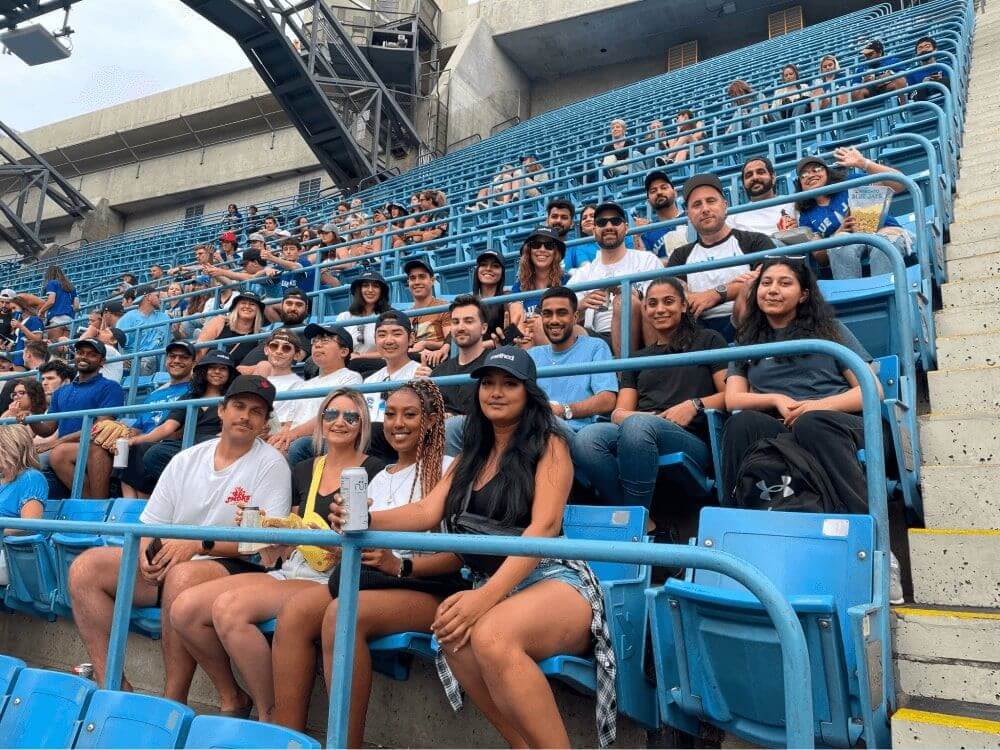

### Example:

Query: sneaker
xmin=889 ymin=553 xmax=905 ymax=605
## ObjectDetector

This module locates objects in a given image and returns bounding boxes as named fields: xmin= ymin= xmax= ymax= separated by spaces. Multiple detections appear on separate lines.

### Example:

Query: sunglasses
xmin=595 ymin=216 xmax=625 ymax=227
xmin=528 ymin=240 xmax=559 ymax=251
xmin=763 ymin=254 xmax=807 ymax=265
xmin=267 ymin=341 xmax=296 ymax=354
xmin=798 ymin=164 xmax=827 ymax=176
xmin=322 ymin=409 xmax=361 ymax=425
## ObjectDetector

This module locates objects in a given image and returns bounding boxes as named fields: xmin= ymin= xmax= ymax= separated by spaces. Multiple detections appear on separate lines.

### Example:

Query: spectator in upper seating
xmin=563 ymin=203 xmax=637 ymax=271
xmin=635 ymin=171 xmax=688 ymax=263
xmin=362 ymin=311 xmax=425 ymax=441
xmin=203 ymin=278 xmax=239 ymax=317
xmin=404 ymin=257 xmax=451 ymax=365
xmin=218 ymin=232 xmax=239 ymax=263
xmin=811 ymin=54 xmax=849 ymax=110
xmin=730 ymin=156 xmax=799 ymax=236
xmin=490 ymin=164 xmax=518 ymax=205
xmin=722 ymin=256 xmax=880 ymax=514
xmin=168 ymin=244 xmax=216 ymax=279
xmin=260 ymin=215 xmax=288 ymax=242
xmin=773 ymin=63 xmax=812 ymax=118
xmin=312 ymin=222 xmax=341 ymax=263
xmin=0 ymin=379 xmax=46 ymax=422
xmin=333 ymin=201 xmax=350 ymax=231
xmin=402 ymin=190 xmax=448 ymax=245
xmin=45 ymin=316 xmax=74 ymax=359
xmin=101 ymin=299 xmax=124 ymax=331
xmin=510 ymin=227 xmax=570 ymax=348
xmin=118 ymin=273 xmax=138 ymax=296
xmin=0 ymin=340 xmax=47 ymax=413
xmin=906 ymin=36 xmax=949 ymax=100
xmin=260 ymin=237 xmax=315 ymax=318
xmin=94 ymin=326 xmax=125 ymax=384
xmin=514 ymin=154 xmax=549 ymax=198
xmin=37 ymin=265 xmax=78 ymax=324
xmin=70 ymin=375 xmax=290 ymax=704
xmin=600 ymin=118 xmax=635 ymax=178
xmin=0 ymin=424 xmax=47 ymax=536
xmin=29 ymin=339 xmax=124 ymax=497
xmin=120 ymin=350 xmax=239 ymax=498
xmin=529 ymin=287 xmax=617 ymax=433
xmin=472 ymin=250 xmax=508 ymax=341
xmin=663 ymin=109 xmax=706 ymax=164
xmin=8 ymin=295 xmax=44 ymax=367
xmin=574 ymin=277 xmax=727 ymax=509
xmin=163 ymin=282 xmax=189 ymax=337
xmin=150 ymin=265 xmax=165 ymax=282
xmin=174 ymin=387 xmax=384 ymax=724
xmin=544 ymin=197 xmax=575 ymax=243
xmin=336 ymin=217 xmax=373 ymax=270
xmin=330 ymin=346 xmax=607 ymax=749
xmin=851 ymin=39 xmax=906 ymax=102
xmin=434 ymin=296 xmax=490 ymax=453
xmin=276 ymin=324 xmax=363 ymax=463
xmin=669 ymin=174 xmax=776 ymax=342
xmin=0 ymin=288 xmax=14 ymax=351
xmin=725 ymin=80 xmax=770 ymax=132
xmin=0 ymin=352 xmax=12 ymax=372
xmin=794 ymin=149 xmax=910 ymax=279
xmin=271 ymin=380 xmax=460 ymax=735
xmin=222 ymin=203 xmax=242 ymax=234
xmin=335 ymin=271 xmax=391 ymax=375
xmin=233 ymin=288 xmax=310 ymax=372
xmin=571 ymin=202 xmax=661 ymax=355
xmin=197 ymin=291 xmax=266 ymax=366
xmin=246 ymin=205 xmax=261 ymax=234
xmin=385 ymin=202 xmax=409 ymax=249
xmin=638 ymin=119 xmax=667 ymax=166
xmin=117 ymin=285 xmax=171 ymax=375
xmin=38 ymin=359 xmax=74 ymax=405
xmin=205 ymin=248 xmax=280 ymax=302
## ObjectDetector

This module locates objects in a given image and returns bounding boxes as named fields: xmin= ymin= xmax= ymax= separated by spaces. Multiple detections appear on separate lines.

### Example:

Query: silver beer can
xmin=237 ymin=506 xmax=262 ymax=554
xmin=113 ymin=438 xmax=130 ymax=469
xmin=339 ymin=467 xmax=369 ymax=532
xmin=73 ymin=663 xmax=94 ymax=679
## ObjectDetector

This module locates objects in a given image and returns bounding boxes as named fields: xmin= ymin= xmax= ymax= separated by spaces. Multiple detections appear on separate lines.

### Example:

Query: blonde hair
xmin=0 ymin=424 xmax=41 ymax=482
xmin=312 ymin=388 xmax=371 ymax=456
xmin=226 ymin=300 xmax=263 ymax=334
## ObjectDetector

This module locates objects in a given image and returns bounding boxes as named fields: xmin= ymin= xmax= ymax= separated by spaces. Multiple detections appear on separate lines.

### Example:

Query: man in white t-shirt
xmin=570 ymin=201 xmax=660 ymax=356
xmin=68 ymin=375 xmax=291 ymax=707
xmin=728 ymin=156 xmax=799 ymax=236
xmin=668 ymin=173 xmax=776 ymax=342
xmin=250 ymin=327 xmax=305 ymax=429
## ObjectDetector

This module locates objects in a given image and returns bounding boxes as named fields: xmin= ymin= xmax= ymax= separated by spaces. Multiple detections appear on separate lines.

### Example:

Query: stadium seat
xmin=0 ymin=668 xmax=94 ymax=748
xmin=71 ymin=690 xmax=194 ymax=749
xmin=50 ymin=500 xmax=114 ymax=617
xmin=2 ymin=499 xmax=63 ymax=619
xmin=647 ymin=507 xmax=890 ymax=749
xmin=182 ymin=715 xmax=320 ymax=749
xmin=0 ymin=656 xmax=26 ymax=714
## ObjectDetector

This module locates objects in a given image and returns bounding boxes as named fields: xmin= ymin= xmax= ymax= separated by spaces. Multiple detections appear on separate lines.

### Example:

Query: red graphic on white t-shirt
xmin=226 ymin=486 xmax=251 ymax=505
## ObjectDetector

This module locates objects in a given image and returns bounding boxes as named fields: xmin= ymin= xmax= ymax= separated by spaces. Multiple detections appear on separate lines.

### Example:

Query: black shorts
xmin=154 ymin=557 xmax=264 ymax=606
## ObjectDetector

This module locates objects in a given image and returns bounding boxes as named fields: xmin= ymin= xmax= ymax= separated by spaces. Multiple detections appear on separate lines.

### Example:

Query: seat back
xmin=561 ymin=505 xmax=647 ymax=582
xmin=105 ymin=499 xmax=147 ymax=524
xmin=182 ymin=715 xmax=320 ymax=749
xmin=0 ymin=656 xmax=25 ymax=713
xmin=72 ymin=690 xmax=194 ymax=749
xmin=0 ymin=668 xmax=93 ymax=748
xmin=56 ymin=500 xmax=113 ymax=524
xmin=2 ymin=498 xmax=63 ymax=614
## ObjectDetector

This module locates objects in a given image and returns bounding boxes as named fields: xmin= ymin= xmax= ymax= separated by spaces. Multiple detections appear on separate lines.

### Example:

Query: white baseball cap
xmin=0 ymin=288 xmax=16 ymax=301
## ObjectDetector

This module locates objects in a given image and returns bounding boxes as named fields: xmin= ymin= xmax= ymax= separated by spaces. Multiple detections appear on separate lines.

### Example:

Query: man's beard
xmin=597 ymin=233 xmax=621 ymax=249
xmin=651 ymin=196 xmax=674 ymax=211
xmin=747 ymin=179 xmax=773 ymax=198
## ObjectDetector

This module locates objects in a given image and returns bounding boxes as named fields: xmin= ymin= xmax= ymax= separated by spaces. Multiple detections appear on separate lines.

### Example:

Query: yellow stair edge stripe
xmin=893 ymin=606 xmax=1000 ymax=621
xmin=909 ymin=528 xmax=1000 ymax=537
xmin=894 ymin=708 xmax=1000 ymax=735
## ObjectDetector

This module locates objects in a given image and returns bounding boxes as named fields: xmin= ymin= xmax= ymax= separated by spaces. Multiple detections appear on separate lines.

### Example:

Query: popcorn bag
xmin=847 ymin=186 xmax=893 ymax=233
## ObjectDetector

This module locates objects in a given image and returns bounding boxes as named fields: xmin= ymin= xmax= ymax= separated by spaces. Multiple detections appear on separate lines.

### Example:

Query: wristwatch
xmin=398 ymin=557 xmax=413 ymax=578
xmin=201 ymin=539 xmax=215 ymax=553
xmin=563 ymin=403 xmax=574 ymax=421
xmin=714 ymin=283 xmax=728 ymax=302
xmin=691 ymin=397 xmax=705 ymax=413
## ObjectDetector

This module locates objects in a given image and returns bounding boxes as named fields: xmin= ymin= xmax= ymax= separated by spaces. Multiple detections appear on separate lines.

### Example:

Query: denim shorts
xmin=510 ymin=561 xmax=588 ymax=598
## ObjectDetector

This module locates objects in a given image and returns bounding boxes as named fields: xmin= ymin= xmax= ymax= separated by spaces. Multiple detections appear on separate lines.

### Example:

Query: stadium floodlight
xmin=1 ymin=23 xmax=71 ymax=64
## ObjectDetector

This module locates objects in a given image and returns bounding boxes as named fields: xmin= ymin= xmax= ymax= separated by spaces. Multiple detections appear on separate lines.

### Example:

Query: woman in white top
xmin=335 ymin=271 xmax=391 ymax=362
xmin=773 ymin=63 xmax=812 ymax=119
xmin=271 ymin=380 xmax=462 ymax=737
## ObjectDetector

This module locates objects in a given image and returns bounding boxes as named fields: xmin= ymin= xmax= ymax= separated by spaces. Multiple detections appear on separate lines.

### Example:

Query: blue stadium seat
xmin=71 ymin=690 xmax=194 ymax=749
xmin=648 ymin=507 xmax=890 ymax=748
xmin=0 ymin=655 xmax=26 ymax=714
xmin=0 ymin=668 xmax=94 ymax=748
xmin=2 ymin=499 xmax=63 ymax=618
xmin=182 ymin=715 xmax=320 ymax=749
xmin=51 ymin=500 xmax=114 ymax=617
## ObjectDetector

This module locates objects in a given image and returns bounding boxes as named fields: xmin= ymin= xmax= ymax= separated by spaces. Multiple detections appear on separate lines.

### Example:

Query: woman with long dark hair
xmin=774 ymin=63 xmax=811 ymax=118
xmin=472 ymin=250 xmax=507 ymax=340
xmin=328 ymin=348 xmax=615 ymax=748
xmin=336 ymin=271 xmax=391 ymax=375
xmin=722 ymin=256 xmax=880 ymax=514
xmin=120 ymin=350 xmax=238 ymax=498
xmin=271 ymin=380 xmax=461 ymax=736
xmin=509 ymin=228 xmax=569 ymax=347
xmin=38 ymin=264 xmax=78 ymax=324
xmin=574 ymin=278 xmax=727 ymax=509
xmin=1 ymin=380 xmax=47 ymax=421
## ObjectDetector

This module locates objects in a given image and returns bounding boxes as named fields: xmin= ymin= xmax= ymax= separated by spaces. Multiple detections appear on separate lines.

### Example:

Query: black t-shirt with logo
xmin=432 ymin=351 xmax=488 ymax=416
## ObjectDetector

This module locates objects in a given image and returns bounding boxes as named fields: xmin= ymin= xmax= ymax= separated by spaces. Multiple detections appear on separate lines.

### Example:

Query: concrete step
xmin=946 ymin=239 xmax=999 ymax=262
xmin=956 ymin=163 xmax=1000 ymax=187
xmin=934 ymin=304 xmax=1000 ymax=337
xmin=895 ymin=606 xmax=1000 ymax=704
xmin=950 ymin=199 xmax=1000 ymax=225
xmin=892 ymin=698 xmax=1000 ymax=748
xmin=908 ymin=528 xmax=1000 ymax=608
xmin=946 ymin=251 xmax=1000 ymax=281
xmin=941 ymin=276 xmax=1000 ymax=308
xmin=955 ymin=186 xmax=1000 ymax=210
xmin=922 ymin=464 xmax=1000 ymax=530
xmin=918 ymin=414 xmax=1000 ymax=465
xmin=948 ymin=221 xmax=1000 ymax=246
xmin=928 ymin=366 xmax=1000 ymax=412
xmin=937 ymin=332 xmax=1000 ymax=369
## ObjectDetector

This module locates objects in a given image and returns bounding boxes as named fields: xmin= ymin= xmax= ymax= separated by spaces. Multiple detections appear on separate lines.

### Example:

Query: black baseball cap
xmin=75 ymin=338 xmax=107 ymax=358
xmin=101 ymin=301 xmax=125 ymax=315
xmin=196 ymin=350 xmax=237 ymax=371
xmin=403 ymin=255 xmax=434 ymax=276
xmin=796 ymin=155 xmax=828 ymax=175
xmin=375 ymin=309 xmax=413 ymax=334
xmin=134 ymin=284 xmax=156 ymax=298
xmin=522 ymin=226 xmax=566 ymax=255
xmin=224 ymin=374 xmax=277 ymax=409
xmin=165 ymin=340 xmax=196 ymax=357
xmin=231 ymin=290 xmax=266 ymax=312
xmin=593 ymin=201 xmax=628 ymax=220
xmin=471 ymin=346 xmax=537 ymax=382
xmin=476 ymin=250 xmax=504 ymax=266
xmin=682 ymin=173 xmax=726 ymax=202
xmin=349 ymin=270 xmax=389 ymax=297
xmin=304 ymin=323 xmax=354 ymax=352
xmin=644 ymin=170 xmax=674 ymax=193
xmin=106 ymin=327 xmax=127 ymax=350
xmin=242 ymin=248 xmax=264 ymax=265
xmin=282 ymin=287 xmax=309 ymax=305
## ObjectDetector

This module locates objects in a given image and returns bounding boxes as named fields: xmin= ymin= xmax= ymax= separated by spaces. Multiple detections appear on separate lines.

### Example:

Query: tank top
xmin=218 ymin=323 xmax=258 ymax=365
xmin=466 ymin=473 xmax=532 ymax=530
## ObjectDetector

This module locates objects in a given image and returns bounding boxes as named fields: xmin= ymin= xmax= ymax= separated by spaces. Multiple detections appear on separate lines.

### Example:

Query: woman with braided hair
xmin=270 ymin=378 xmax=465 ymax=739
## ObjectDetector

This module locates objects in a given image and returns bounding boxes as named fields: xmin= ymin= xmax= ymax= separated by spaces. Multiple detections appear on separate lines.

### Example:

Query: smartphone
xmin=145 ymin=537 xmax=163 ymax=565
xmin=501 ymin=324 xmax=524 ymax=346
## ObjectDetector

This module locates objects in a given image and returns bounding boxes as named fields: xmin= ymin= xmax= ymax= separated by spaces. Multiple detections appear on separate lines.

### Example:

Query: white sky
xmin=1 ymin=0 xmax=249 ymax=132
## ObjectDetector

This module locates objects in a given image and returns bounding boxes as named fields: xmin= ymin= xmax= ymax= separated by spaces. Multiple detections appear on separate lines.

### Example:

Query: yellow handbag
xmin=261 ymin=456 xmax=340 ymax=572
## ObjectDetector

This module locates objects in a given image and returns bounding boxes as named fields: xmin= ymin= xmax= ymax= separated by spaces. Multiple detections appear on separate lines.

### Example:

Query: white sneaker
xmin=889 ymin=553 xmax=905 ymax=605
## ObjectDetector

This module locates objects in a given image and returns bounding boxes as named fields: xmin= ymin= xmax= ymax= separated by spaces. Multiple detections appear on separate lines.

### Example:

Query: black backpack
xmin=731 ymin=433 xmax=843 ymax=513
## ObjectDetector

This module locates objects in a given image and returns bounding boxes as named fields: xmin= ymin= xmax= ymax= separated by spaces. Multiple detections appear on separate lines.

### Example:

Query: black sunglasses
xmin=528 ymin=240 xmax=559 ymax=251
xmin=323 ymin=408 xmax=361 ymax=425
xmin=762 ymin=254 xmax=807 ymax=265
xmin=595 ymin=216 xmax=625 ymax=227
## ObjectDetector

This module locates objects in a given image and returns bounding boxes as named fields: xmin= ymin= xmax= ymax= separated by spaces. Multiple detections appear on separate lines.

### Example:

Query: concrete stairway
xmin=891 ymin=4 xmax=1000 ymax=747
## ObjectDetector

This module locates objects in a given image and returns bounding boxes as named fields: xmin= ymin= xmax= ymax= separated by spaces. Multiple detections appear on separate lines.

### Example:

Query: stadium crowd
xmin=0 ymin=35 xmax=940 ymax=747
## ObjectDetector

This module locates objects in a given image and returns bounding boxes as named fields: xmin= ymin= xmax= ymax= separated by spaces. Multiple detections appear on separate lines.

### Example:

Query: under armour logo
xmin=757 ymin=476 xmax=794 ymax=503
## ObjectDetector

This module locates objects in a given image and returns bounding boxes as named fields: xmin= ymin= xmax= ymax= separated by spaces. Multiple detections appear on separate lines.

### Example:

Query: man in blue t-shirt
xmin=260 ymin=237 xmax=315 ymax=323
xmin=851 ymin=39 xmax=905 ymax=101
xmin=8 ymin=296 xmax=45 ymax=367
xmin=635 ymin=171 xmax=689 ymax=263
xmin=527 ymin=287 xmax=618 ymax=434
xmin=905 ymin=36 xmax=949 ymax=101
xmin=117 ymin=286 xmax=171 ymax=376
xmin=29 ymin=339 xmax=126 ymax=498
